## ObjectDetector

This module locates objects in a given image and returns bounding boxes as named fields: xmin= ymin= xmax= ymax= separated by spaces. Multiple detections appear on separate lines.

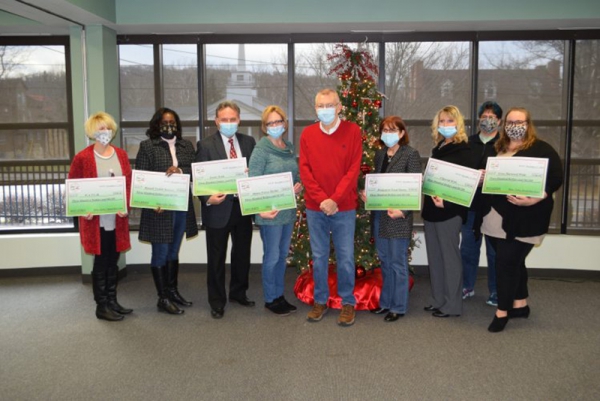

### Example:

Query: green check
xmin=192 ymin=158 xmax=247 ymax=196
xmin=422 ymin=158 xmax=481 ymax=207
xmin=364 ymin=173 xmax=422 ymax=211
xmin=65 ymin=177 xmax=127 ymax=217
xmin=236 ymin=172 xmax=297 ymax=216
xmin=482 ymin=156 xmax=548 ymax=198
xmin=130 ymin=170 xmax=190 ymax=211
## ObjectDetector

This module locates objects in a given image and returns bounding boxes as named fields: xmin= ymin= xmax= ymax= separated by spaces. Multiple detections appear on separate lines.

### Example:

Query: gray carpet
xmin=1 ymin=267 xmax=599 ymax=401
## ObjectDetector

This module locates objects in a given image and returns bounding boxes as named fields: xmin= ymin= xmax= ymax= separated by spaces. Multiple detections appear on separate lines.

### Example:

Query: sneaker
xmin=486 ymin=292 xmax=498 ymax=307
xmin=307 ymin=303 xmax=328 ymax=322
xmin=265 ymin=299 xmax=291 ymax=316
xmin=278 ymin=296 xmax=297 ymax=313
xmin=338 ymin=304 xmax=355 ymax=327
xmin=462 ymin=288 xmax=475 ymax=300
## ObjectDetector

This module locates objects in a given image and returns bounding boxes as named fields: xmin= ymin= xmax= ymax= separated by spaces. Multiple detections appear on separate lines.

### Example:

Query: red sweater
xmin=68 ymin=145 xmax=132 ymax=255
xmin=299 ymin=120 xmax=362 ymax=212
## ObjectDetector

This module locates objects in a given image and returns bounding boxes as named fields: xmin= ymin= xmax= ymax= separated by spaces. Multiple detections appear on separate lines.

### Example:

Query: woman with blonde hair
xmin=68 ymin=112 xmax=132 ymax=321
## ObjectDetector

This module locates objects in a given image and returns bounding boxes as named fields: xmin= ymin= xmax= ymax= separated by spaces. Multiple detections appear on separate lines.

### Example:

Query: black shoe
xmin=488 ymin=315 xmax=509 ymax=332
xmin=229 ymin=296 xmax=256 ymax=307
xmin=169 ymin=289 xmax=193 ymax=307
xmin=96 ymin=305 xmax=124 ymax=321
xmin=265 ymin=299 xmax=291 ymax=316
xmin=278 ymin=296 xmax=297 ymax=313
xmin=508 ymin=305 xmax=530 ymax=319
xmin=211 ymin=307 xmax=224 ymax=319
xmin=370 ymin=307 xmax=389 ymax=315
xmin=107 ymin=300 xmax=133 ymax=315
xmin=384 ymin=312 xmax=404 ymax=322
xmin=157 ymin=297 xmax=184 ymax=315
xmin=432 ymin=311 xmax=460 ymax=318
xmin=424 ymin=305 xmax=439 ymax=312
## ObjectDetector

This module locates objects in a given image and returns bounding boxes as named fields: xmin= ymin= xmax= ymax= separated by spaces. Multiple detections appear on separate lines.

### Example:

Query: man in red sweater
xmin=299 ymin=88 xmax=362 ymax=326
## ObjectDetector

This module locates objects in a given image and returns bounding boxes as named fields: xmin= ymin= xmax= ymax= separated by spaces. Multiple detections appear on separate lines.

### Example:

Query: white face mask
xmin=94 ymin=130 xmax=113 ymax=145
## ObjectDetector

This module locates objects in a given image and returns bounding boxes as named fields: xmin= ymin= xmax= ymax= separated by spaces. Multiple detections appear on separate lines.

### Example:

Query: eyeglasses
xmin=316 ymin=103 xmax=338 ymax=109
xmin=265 ymin=119 xmax=284 ymax=127
xmin=381 ymin=129 xmax=400 ymax=134
xmin=506 ymin=120 xmax=527 ymax=125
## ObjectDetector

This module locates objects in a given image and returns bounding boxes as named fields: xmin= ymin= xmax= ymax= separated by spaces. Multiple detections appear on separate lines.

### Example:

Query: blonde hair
xmin=431 ymin=105 xmax=468 ymax=144
xmin=84 ymin=112 xmax=117 ymax=140
xmin=261 ymin=105 xmax=288 ymax=135
xmin=315 ymin=88 xmax=340 ymax=105
xmin=496 ymin=107 xmax=538 ymax=153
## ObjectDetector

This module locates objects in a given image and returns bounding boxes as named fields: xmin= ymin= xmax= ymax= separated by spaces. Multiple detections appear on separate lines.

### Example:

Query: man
xmin=461 ymin=101 xmax=502 ymax=307
xmin=299 ymin=88 xmax=362 ymax=326
xmin=196 ymin=101 xmax=256 ymax=319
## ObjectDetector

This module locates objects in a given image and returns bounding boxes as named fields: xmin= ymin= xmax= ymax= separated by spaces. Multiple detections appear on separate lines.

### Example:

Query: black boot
xmin=151 ymin=266 xmax=184 ymax=315
xmin=167 ymin=260 xmax=192 ymax=307
xmin=92 ymin=268 xmax=123 ymax=322
xmin=106 ymin=263 xmax=133 ymax=315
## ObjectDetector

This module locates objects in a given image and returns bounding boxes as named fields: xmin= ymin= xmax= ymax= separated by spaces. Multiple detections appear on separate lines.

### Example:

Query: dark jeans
xmin=150 ymin=210 xmax=187 ymax=266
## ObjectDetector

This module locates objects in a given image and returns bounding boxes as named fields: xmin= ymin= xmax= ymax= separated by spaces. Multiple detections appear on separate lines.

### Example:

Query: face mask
xmin=438 ymin=126 xmax=457 ymax=139
xmin=160 ymin=123 xmax=177 ymax=140
xmin=506 ymin=125 xmax=527 ymax=140
xmin=267 ymin=125 xmax=285 ymax=139
xmin=479 ymin=117 xmax=499 ymax=134
xmin=94 ymin=130 xmax=112 ymax=145
xmin=381 ymin=132 xmax=400 ymax=148
xmin=219 ymin=123 xmax=238 ymax=138
xmin=317 ymin=108 xmax=337 ymax=125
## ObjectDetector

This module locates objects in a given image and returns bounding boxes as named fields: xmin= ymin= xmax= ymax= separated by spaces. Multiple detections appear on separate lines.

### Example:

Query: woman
xmin=481 ymin=107 xmax=563 ymax=332
xmin=422 ymin=105 xmax=473 ymax=318
xmin=360 ymin=116 xmax=421 ymax=322
xmin=136 ymin=107 xmax=198 ymax=315
xmin=248 ymin=105 xmax=302 ymax=316
xmin=68 ymin=112 xmax=132 ymax=322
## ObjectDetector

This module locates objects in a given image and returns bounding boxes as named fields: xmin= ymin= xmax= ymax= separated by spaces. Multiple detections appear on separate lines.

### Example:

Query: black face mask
xmin=160 ymin=124 xmax=177 ymax=139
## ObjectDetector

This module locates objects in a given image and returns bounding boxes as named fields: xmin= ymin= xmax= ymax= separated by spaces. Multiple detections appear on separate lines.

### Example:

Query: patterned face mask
xmin=479 ymin=117 xmax=499 ymax=134
xmin=505 ymin=124 xmax=527 ymax=140
xmin=94 ymin=130 xmax=112 ymax=145
xmin=160 ymin=124 xmax=177 ymax=139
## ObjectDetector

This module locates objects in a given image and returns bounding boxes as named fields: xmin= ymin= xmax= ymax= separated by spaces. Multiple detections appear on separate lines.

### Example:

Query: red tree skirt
xmin=294 ymin=265 xmax=415 ymax=310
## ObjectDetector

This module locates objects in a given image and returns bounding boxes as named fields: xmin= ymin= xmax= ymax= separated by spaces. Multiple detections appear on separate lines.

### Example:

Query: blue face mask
xmin=438 ymin=126 xmax=457 ymax=138
xmin=381 ymin=132 xmax=400 ymax=148
xmin=267 ymin=125 xmax=285 ymax=139
xmin=317 ymin=108 xmax=337 ymax=125
xmin=219 ymin=123 xmax=238 ymax=138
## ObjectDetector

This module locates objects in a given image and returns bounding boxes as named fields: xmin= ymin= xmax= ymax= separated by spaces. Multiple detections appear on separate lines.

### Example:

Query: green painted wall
xmin=0 ymin=10 xmax=40 ymax=25
xmin=67 ymin=0 xmax=116 ymax=22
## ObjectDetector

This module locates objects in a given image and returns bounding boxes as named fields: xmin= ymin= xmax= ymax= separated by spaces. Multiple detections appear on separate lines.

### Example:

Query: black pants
xmin=92 ymin=228 xmax=120 ymax=304
xmin=488 ymin=237 xmax=534 ymax=311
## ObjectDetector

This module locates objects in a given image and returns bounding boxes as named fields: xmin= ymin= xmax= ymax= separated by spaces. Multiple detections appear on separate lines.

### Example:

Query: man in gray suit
xmin=196 ymin=101 xmax=256 ymax=319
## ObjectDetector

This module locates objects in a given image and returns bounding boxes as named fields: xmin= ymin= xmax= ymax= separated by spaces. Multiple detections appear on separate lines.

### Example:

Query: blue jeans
xmin=373 ymin=212 xmax=410 ymax=314
xmin=306 ymin=209 xmax=356 ymax=306
xmin=151 ymin=210 xmax=187 ymax=266
xmin=461 ymin=210 xmax=496 ymax=293
xmin=259 ymin=223 xmax=293 ymax=303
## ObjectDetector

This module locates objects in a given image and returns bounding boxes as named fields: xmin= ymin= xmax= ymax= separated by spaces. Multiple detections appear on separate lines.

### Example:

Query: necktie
xmin=228 ymin=138 xmax=237 ymax=159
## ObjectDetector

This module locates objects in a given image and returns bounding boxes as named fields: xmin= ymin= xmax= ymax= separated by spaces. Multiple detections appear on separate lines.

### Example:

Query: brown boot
xmin=338 ymin=304 xmax=355 ymax=327
xmin=307 ymin=303 xmax=328 ymax=322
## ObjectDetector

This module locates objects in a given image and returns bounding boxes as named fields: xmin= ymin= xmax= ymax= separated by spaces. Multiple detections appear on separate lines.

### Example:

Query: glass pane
xmin=202 ymin=124 xmax=262 ymax=146
xmin=0 ymin=128 xmax=69 ymax=160
xmin=0 ymin=45 xmax=67 ymax=123
xmin=163 ymin=45 xmax=198 ymax=119
xmin=385 ymin=42 xmax=471 ymax=120
xmin=204 ymin=44 xmax=287 ymax=123
xmin=125 ymin=127 xmax=199 ymax=160
xmin=120 ymin=44 xmax=155 ymax=122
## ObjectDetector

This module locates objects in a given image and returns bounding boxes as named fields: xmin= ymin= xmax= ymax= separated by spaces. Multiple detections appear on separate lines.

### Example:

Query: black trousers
xmin=92 ymin=228 xmax=120 ymax=304
xmin=205 ymin=201 xmax=253 ymax=310
xmin=488 ymin=237 xmax=534 ymax=311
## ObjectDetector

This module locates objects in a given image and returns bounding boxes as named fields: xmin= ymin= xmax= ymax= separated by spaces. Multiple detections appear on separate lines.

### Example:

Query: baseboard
xmin=411 ymin=265 xmax=600 ymax=280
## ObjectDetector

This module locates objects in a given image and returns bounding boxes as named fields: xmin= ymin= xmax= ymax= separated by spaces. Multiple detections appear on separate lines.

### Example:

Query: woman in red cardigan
xmin=68 ymin=112 xmax=132 ymax=322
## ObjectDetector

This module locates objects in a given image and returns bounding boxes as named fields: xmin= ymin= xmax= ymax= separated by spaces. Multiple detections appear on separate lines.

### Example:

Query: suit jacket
xmin=195 ymin=132 xmax=256 ymax=229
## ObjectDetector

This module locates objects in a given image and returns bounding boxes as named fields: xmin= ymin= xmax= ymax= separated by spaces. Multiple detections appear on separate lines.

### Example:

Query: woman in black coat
xmin=481 ymin=107 xmax=563 ymax=332
xmin=135 ymin=108 xmax=199 ymax=315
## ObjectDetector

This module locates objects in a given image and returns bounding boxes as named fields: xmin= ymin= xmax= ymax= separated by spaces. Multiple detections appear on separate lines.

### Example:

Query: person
xmin=422 ymin=105 xmax=473 ymax=318
xmin=135 ymin=107 xmax=198 ymax=315
xmin=299 ymin=88 xmax=362 ymax=326
xmin=360 ymin=116 xmax=421 ymax=322
xmin=68 ymin=112 xmax=132 ymax=322
xmin=248 ymin=105 xmax=303 ymax=316
xmin=461 ymin=101 xmax=502 ymax=306
xmin=480 ymin=107 xmax=563 ymax=333
xmin=196 ymin=101 xmax=256 ymax=319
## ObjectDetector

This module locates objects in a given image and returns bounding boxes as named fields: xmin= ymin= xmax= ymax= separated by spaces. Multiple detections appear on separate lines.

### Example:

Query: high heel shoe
xmin=488 ymin=315 xmax=509 ymax=332
xmin=508 ymin=305 xmax=530 ymax=319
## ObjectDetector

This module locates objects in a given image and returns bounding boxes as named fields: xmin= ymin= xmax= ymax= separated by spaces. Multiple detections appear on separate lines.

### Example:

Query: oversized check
xmin=422 ymin=158 xmax=481 ymax=207
xmin=65 ymin=177 xmax=126 ymax=217
xmin=482 ymin=156 xmax=548 ymax=198
xmin=192 ymin=158 xmax=247 ymax=196
xmin=364 ymin=173 xmax=422 ymax=211
xmin=236 ymin=172 xmax=297 ymax=216
xmin=130 ymin=170 xmax=190 ymax=211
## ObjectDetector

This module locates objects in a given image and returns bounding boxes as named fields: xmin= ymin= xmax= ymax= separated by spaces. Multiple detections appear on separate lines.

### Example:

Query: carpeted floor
xmin=1 ymin=267 xmax=599 ymax=401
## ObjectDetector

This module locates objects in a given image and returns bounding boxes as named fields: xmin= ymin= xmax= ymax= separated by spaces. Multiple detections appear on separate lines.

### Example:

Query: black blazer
xmin=195 ymin=132 xmax=256 ymax=229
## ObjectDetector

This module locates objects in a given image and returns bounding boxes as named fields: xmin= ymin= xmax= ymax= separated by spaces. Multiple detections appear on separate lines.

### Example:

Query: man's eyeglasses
xmin=316 ymin=103 xmax=338 ymax=109
xmin=265 ymin=119 xmax=284 ymax=127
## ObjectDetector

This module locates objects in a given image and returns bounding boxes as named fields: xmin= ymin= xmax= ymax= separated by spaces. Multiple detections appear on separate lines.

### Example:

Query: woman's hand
xmin=387 ymin=209 xmax=405 ymax=219
xmin=478 ymin=169 xmax=486 ymax=186
xmin=84 ymin=213 xmax=94 ymax=221
xmin=259 ymin=210 xmax=279 ymax=219
xmin=507 ymin=193 xmax=547 ymax=207
xmin=293 ymin=182 xmax=303 ymax=194
xmin=432 ymin=196 xmax=445 ymax=208
xmin=358 ymin=190 xmax=367 ymax=203
xmin=207 ymin=194 xmax=226 ymax=206
xmin=166 ymin=166 xmax=182 ymax=176
xmin=117 ymin=211 xmax=128 ymax=218
xmin=154 ymin=206 xmax=163 ymax=214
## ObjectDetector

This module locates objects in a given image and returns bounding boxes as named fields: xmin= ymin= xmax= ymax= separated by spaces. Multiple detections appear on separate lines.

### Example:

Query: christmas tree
xmin=290 ymin=43 xmax=383 ymax=277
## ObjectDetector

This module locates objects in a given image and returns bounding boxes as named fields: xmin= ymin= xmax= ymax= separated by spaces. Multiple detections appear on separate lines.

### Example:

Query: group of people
xmin=69 ymin=88 xmax=562 ymax=333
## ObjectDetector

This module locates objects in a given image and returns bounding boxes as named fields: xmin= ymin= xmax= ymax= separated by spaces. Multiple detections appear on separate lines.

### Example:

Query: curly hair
xmin=146 ymin=107 xmax=183 ymax=139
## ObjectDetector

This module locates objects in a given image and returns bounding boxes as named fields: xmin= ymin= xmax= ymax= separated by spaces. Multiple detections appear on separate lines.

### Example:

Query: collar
xmin=319 ymin=117 xmax=341 ymax=135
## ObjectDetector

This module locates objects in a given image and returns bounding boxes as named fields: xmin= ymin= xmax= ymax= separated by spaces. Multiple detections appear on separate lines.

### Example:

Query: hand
xmin=84 ymin=213 xmax=94 ymax=221
xmin=387 ymin=209 xmax=405 ymax=219
xmin=166 ymin=166 xmax=182 ymax=176
xmin=432 ymin=196 xmax=444 ymax=208
xmin=117 ymin=211 xmax=128 ymax=218
xmin=154 ymin=207 xmax=163 ymax=214
xmin=293 ymin=182 xmax=303 ymax=194
xmin=259 ymin=210 xmax=279 ymax=219
xmin=320 ymin=199 xmax=338 ymax=216
xmin=207 ymin=194 xmax=226 ymax=206
xmin=507 ymin=193 xmax=546 ymax=207
xmin=478 ymin=169 xmax=486 ymax=186
xmin=358 ymin=190 xmax=367 ymax=203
